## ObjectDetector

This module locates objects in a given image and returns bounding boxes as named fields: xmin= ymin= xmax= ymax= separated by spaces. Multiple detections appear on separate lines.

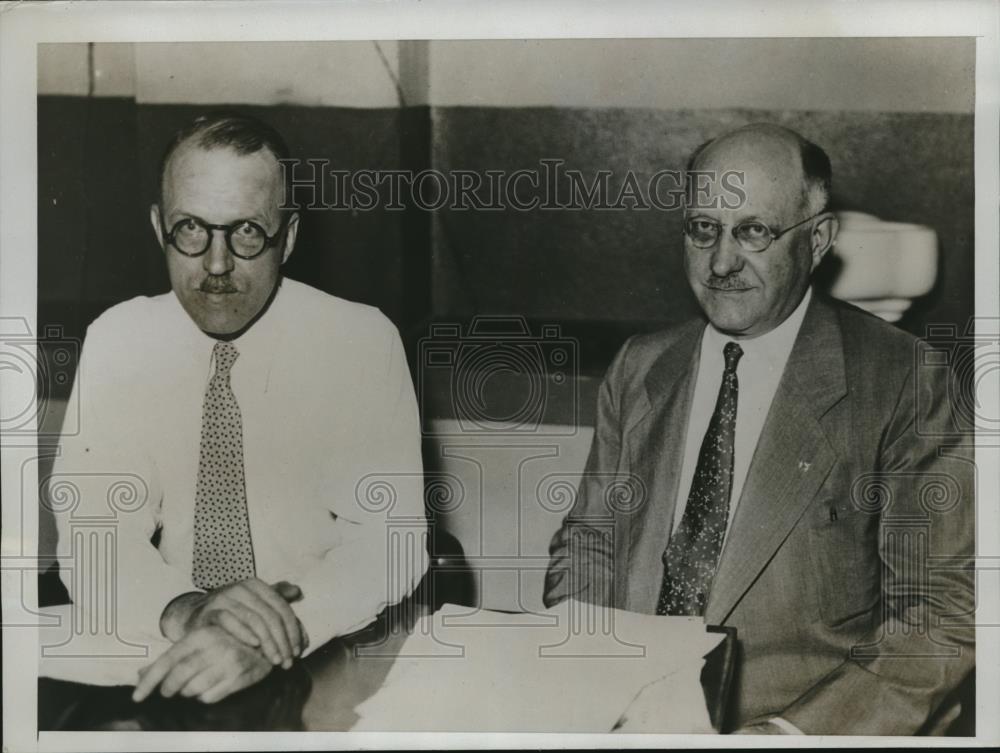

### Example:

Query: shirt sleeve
xmin=768 ymin=717 xmax=804 ymax=735
xmin=292 ymin=323 xmax=428 ymax=653
xmin=50 ymin=314 xmax=196 ymax=652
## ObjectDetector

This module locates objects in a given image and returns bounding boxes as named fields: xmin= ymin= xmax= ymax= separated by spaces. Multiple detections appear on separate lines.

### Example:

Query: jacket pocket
xmin=807 ymin=512 xmax=881 ymax=626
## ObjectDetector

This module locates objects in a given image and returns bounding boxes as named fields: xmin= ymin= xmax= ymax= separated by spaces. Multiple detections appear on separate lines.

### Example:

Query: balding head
xmin=689 ymin=123 xmax=831 ymax=216
xmin=681 ymin=123 xmax=838 ymax=338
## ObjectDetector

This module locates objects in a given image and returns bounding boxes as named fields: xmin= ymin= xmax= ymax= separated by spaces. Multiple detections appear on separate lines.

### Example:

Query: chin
xmin=708 ymin=319 xmax=752 ymax=336
xmin=700 ymin=305 xmax=751 ymax=334
xmin=193 ymin=311 xmax=248 ymax=337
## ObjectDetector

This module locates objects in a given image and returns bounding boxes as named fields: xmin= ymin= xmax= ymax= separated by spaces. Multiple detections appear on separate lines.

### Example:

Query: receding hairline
xmin=157 ymin=141 xmax=289 ymax=215
xmin=156 ymin=113 xmax=292 ymax=205
xmin=686 ymin=124 xmax=832 ymax=214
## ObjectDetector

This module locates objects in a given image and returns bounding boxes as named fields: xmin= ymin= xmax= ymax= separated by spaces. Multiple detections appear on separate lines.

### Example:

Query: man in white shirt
xmin=51 ymin=113 xmax=428 ymax=703
xmin=543 ymin=123 xmax=974 ymax=734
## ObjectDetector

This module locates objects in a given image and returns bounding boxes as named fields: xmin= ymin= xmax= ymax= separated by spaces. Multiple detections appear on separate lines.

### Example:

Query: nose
xmin=708 ymin=230 xmax=745 ymax=278
xmin=203 ymin=228 xmax=235 ymax=276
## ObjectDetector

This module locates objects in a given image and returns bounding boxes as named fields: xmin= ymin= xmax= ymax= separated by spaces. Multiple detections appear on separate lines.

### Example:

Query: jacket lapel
xmin=621 ymin=320 xmax=704 ymax=612
xmin=705 ymin=295 xmax=847 ymax=625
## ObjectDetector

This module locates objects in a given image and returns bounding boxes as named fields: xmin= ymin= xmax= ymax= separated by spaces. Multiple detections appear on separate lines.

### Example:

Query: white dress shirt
xmin=672 ymin=287 xmax=812 ymax=535
xmin=53 ymin=277 xmax=428 ymax=657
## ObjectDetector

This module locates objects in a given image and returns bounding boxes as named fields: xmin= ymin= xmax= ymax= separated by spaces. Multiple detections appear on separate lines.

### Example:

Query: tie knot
xmin=723 ymin=341 xmax=743 ymax=373
xmin=212 ymin=341 xmax=239 ymax=377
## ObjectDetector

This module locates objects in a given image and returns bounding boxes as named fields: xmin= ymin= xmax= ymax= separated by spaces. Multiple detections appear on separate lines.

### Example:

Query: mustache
xmin=199 ymin=276 xmax=239 ymax=294
xmin=705 ymin=275 xmax=751 ymax=290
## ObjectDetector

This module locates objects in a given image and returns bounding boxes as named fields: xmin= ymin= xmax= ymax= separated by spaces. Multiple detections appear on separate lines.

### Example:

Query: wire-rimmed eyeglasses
xmin=683 ymin=212 xmax=826 ymax=253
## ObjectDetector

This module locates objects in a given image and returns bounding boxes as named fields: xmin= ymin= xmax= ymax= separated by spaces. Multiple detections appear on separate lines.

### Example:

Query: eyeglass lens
xmin=685 ymin=219 xmax=774 ymax=252
xmin=171 ymin=219 xmax=267 ymax=258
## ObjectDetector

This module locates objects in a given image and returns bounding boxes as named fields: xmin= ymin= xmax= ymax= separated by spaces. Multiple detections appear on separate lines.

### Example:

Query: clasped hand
xmin=132 ymin=625 xmax=274 ymax=704
xmin=137 ymin=578 xmax=309 ymax=704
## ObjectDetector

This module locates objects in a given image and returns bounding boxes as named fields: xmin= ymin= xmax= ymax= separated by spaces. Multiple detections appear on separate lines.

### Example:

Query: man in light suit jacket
xmin=543 ymin=123 xmax=975 ymax=735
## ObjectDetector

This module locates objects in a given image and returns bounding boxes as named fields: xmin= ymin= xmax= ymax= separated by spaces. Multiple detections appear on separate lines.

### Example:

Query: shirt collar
xmin=166 ymin=277 xmax=288 ymax=377
xmin=703 ymin=286 xmax=813 ymax=370
xmin=229 ymin=277 xmax=286 ymax=353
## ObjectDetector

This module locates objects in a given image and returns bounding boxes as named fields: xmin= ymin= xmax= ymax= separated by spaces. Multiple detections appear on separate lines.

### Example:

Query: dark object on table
xmin=38 ymin=562 xmax=69 ymax=608
xmin=702 ymin=625 xmax=737 ymax=733
xmin=414 ymin=526 xmax=475 ymax=610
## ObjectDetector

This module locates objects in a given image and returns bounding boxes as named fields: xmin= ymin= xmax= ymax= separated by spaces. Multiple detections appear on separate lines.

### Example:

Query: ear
xmin=809 ymin=212 xmax=839 ymax=272
xmin=280 ymin=212 xmax=299 ymax=265
xmin=150 ymin=204 xmax=166 ymax=251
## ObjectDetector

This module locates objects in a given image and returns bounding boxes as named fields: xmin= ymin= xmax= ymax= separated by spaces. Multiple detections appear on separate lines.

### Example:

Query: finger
xmin=133 ymin=649 xmax=182 ymax=702
xmin=244 ymin=580 xmax=302 ymax=660
xmin=299 ymin=619 xmax=310 ymax=651
xmin=230 ymin=602 xmax=283 ymax=665
xmin=197 ymin=655 xmax=270 ymax=704
xmin=198 ymin=677 xmax=236 ymax=705
xmin=247 ymin=580 xmax=301 ymax=640
xmin=238 ymin=582 xmax=298 ymax=663
xmin=159 ymin=654 xmax=208 ymax=698
xmin=179 ymin=663 xmax=225 ymax=699
xmin=212 ymin=610 xmax=261 ymax=648
xmin=228 ymin=583 xmax=293 ymax=660
xmin=272 ymin=581 xmax=302 ymax=603
xmin=132 ymin=643 xmax=194 ymax=702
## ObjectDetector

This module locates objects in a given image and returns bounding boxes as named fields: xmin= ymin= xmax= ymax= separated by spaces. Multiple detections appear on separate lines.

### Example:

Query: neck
xmin=204 ymin=277 xmax=282 ymax=341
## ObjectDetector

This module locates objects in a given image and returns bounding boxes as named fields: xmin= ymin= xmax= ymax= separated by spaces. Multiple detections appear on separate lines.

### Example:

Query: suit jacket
xmin=543 ymin=292 xmax=975 ymax=735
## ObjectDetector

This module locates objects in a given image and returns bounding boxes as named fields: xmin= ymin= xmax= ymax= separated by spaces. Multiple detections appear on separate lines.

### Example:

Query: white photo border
xmin=2 ymin=1 xmax=998 ymax=750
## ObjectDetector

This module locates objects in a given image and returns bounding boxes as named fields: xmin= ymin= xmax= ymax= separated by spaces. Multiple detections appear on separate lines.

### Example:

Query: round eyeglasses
xmin=683 ymin=212 xmax=825 ymax=253
xmin=162 ymin=215 xmax=290 ymax=260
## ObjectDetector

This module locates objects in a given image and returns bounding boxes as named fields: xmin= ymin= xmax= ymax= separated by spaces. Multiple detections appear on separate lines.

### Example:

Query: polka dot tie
xmin=192 ymin=341 xmax=256 ymax=590
xmin=657 ymin=341 xmax=743 ymax=616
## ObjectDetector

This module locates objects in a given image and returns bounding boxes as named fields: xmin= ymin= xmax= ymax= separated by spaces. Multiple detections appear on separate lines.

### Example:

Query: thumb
xmin=271 ymin=581 xmax=303 ymax=603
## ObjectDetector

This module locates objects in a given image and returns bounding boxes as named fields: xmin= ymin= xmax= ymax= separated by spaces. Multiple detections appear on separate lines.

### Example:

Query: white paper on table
xmin=352 ymin=599 xmax=724 ymax=733
xmin=613 ymin=663 xmax=714 ymax=733
xmin=37 ymin=603 xmax=170 ymax=687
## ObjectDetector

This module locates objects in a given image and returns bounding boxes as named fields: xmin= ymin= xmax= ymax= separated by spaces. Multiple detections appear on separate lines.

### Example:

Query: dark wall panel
xmin=38 ymin=97 xmax=151 ymax=345
xmin=431 ymin=107 xmax=974 ymax=341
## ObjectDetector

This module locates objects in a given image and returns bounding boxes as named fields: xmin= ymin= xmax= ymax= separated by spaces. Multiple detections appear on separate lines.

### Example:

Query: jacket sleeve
xmin=543 ymin=337 xmax=634 ymax=609
xmin=780 ymin=342 xmax=976 ymax=735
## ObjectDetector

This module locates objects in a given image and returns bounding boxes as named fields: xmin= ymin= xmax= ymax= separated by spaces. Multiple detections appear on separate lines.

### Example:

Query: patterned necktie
xmin=192 ymin=341 xmax=256 ymax=590
xmin=657 ymin=341 xmax=743 ymax=616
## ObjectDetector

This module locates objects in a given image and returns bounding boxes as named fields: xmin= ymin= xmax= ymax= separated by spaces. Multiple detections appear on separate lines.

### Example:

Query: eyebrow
xmin=165 ymin=210 xmax=204 ymax=223
xmin=166 ymin=209 xmax=274 ymax=227
xmin=685 ymin=213 xmax=772 ymax=225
